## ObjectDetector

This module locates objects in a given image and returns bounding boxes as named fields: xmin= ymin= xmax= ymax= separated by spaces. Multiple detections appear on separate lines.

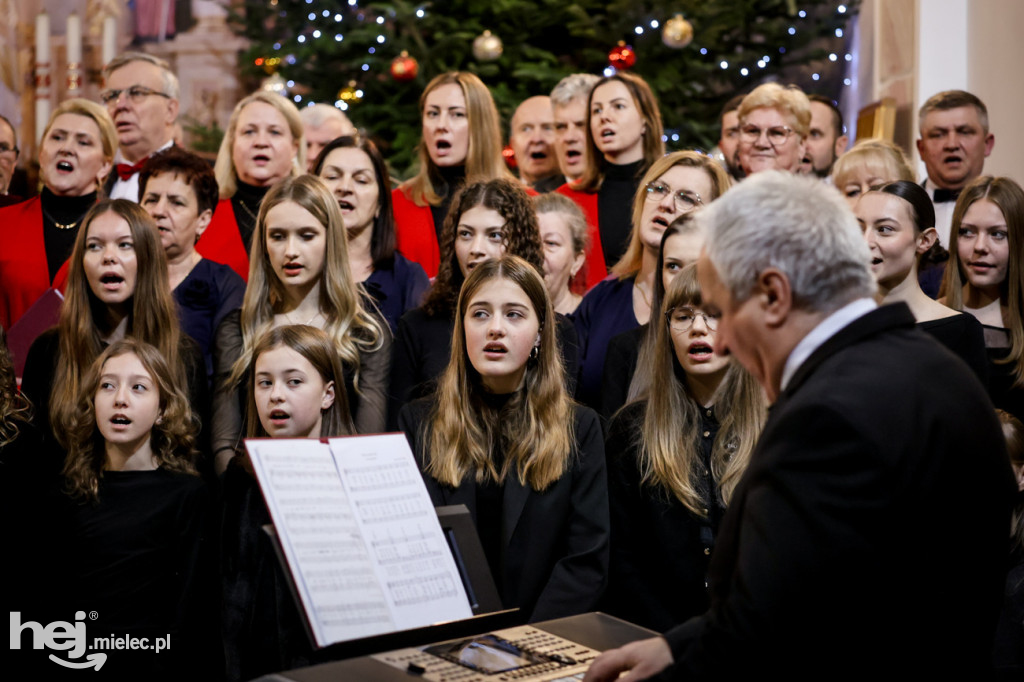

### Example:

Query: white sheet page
xmin=329 ymin=434 xmax=473 ymax=629
xmin=247 ymin=439 xmax=394 ymax=646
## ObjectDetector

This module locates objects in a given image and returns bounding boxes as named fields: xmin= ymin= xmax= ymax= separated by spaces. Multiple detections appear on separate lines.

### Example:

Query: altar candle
xmin=102 ymin=16 xmax=116 ymax=67
xmin=67 ymin=12 xmax=81 ymax=65
xmin=35 ymin=11 xmax=50 ymax=65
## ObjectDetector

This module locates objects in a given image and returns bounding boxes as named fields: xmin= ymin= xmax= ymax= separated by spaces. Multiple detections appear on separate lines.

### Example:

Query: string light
xmin=788 ymin=27 xmax=796 ymax=35
xmin=376 ymin=35 xmax=385 ymax=43
xmin=671 ymin=133 xmax=680 ymax=142
xmin=634 ymin=26 xmax=643 ymax=35
xmin=376 ymin=16 xmax=384 ymax=24
xmin=312 ymin=29 xmax=321 ymax=38
xmin=740 ymin=67 xmax=749 ymax=76
xmin=838 ymin=4 xmax=847 ymax=13
xmin=720 ymin=60 xmax=728 ymax=69
xmin=835 ymin=28 xmax=843 ymax=37
xmin=798 ymin=10 xmax=807 ymax=17
xmin=650 ymin=20 xmax=659 ymax=28
xmin=335 ymin=34 xmax=343 ymax=41
xmin=828 ymin=53 xmax=837 ymax=61
xmin=416 ymin=9 xmax=425 ymax=18
xmin=844 ymin=53 xmax=852 ymax=61
xmin=297 ymin=35 xmax=306 ymax=43
xmin=307 ymin=12 xmax=315 ymax=20
xmin=321 ymin=9 xmax=329 ymax=17
xmin=368 ymin=46 xmax=375 ymax=53
xmin=811 ymin=73 xmax=820 ymax=81
xmin=700 ymin=48 xmax=707 ymax=55
xmin=334 ymin=13 xmax=342 ymax=21
xmin=602 ymin=66 xmax=615 ymax=77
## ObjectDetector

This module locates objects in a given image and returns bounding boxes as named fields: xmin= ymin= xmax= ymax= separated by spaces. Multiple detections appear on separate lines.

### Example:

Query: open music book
xmin=245 ymin=434 xmax=473 ymax=648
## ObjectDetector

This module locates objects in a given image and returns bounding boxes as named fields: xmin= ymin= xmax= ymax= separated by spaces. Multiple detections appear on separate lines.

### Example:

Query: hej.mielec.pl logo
xmin=11 ymin=610 xmax=107 ymax=670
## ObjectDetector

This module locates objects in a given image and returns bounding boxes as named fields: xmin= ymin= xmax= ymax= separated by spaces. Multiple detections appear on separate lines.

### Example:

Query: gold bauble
xmin=472 ymin=30 xmax=503 ymax=61
xmin=662 ymin=14 xmax=694 ymax=49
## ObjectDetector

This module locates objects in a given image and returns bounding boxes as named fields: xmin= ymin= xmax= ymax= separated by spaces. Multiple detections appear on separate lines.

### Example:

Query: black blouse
xmin=603 ymin=399 xmax=725 ymax=632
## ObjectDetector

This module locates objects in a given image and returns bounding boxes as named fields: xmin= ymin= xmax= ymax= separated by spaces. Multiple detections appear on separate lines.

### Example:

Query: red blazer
xmin=556 ymin=184 xmax=608 ymax=292
xmin=0 ymin=198 xmax=71 ymax=329
xmin=196 ymin=199 xmax=250 ymax=282
xmin=391 ymin=186 xmax=441 ymax=278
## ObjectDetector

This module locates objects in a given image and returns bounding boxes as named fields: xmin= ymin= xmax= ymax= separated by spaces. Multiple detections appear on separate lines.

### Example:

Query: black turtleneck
xmin=41 ymin=187 xmax=97 ymax=283
xmin=429 ymin=165 xmax=466 ymax=242
xmin=231 ymin=181 xmax=271 ymax=253
xmin=475 ymin=388 xmax=518 ymax=595
xmin=598 ymin=159 xmax=646 ymax=267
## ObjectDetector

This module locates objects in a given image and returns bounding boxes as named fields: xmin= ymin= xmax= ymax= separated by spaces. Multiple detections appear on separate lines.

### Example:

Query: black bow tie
xmin=933 ymin=187 xmax=961 ymax=203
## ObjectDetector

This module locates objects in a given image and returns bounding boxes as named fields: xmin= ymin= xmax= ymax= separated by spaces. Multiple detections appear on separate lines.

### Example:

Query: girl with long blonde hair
xmin=603 ymin=265 xmax=766 ymax=631
xmin=212 ymin=175 xmax=387 ymax=473
xmin=398 ymin=256 xmax=608 ymax=622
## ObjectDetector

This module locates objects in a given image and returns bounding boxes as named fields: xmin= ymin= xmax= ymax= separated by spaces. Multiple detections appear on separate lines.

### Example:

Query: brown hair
xmin=139 ymin=146 xmax=220 ymax=215
xmin=245 ymin=325 xmax=354 ymax=439
xmin=424 ymin=256 xmax=574 ymax=491
xmin=50 ymin=200 xmax=183 ymax=447
xmin=635 ymin=265 xmax=766 ymax=513
xmin=400 ymin=72 xmax=511 ymax=207
xmin=942 ymin=176 xmax=1024 ymax=387
xmin=576 ymin=72 xmax=665 ymax=192
xmin=63 ymin=339 xmax=197 ymax=502
xmin=422 ymin=178 xmax=544 ymax=317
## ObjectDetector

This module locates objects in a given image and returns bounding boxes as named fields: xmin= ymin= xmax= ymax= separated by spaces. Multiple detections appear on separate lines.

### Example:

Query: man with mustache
xmin=917 ymin=90 xmax=995 ymax=248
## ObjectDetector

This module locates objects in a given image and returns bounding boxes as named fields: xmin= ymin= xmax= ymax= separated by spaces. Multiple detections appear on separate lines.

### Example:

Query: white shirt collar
xmin=780 ymin=297 xmax=877 ymax=392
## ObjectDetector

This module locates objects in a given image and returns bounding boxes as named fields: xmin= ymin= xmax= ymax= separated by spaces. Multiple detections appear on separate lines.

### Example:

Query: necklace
xmin=282 ymin=310 xmax=321 ymax=327
xmin=41 ymin=205 xmax=84 ymax=230
xmin=635 ymin=280 xmax=652 ymax=308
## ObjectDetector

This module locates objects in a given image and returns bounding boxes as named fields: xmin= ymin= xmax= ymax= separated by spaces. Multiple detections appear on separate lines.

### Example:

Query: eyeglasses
xmin=100 ymin=85 xmax=171 ymax=105
xmin=739 ymin=124 xmax=796 ymax=146
xmin=644 ymin=181 xmax=704 ymax=212
xmin=666 ymin=306 xmax=719 ymax=332
xmin=0 ymin=143 xmax=18 ymax=157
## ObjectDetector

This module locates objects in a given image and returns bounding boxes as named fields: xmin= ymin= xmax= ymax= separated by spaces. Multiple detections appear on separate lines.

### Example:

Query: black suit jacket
xmin=398 ymin=399 xmax=609 ymax=623
xmin=660 ymin=303 xmax=1015 ymax=680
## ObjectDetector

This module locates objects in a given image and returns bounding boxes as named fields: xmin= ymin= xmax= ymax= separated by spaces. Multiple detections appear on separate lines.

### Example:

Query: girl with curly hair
xmin=389 ymin=178 xmax=578 ymax=425
xmin=54 ymin=338 xmax=212 ymax=677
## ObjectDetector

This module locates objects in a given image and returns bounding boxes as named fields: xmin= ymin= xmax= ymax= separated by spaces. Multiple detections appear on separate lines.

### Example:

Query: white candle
xmin=102 ymin=16 xmax=116 ymax=67
xmin=35 ymin=11 xmax=50 ymax=65
xmin=66 ymin=12 xmax=81 ymax=65
xmin=35 ymin=11 xmax=51 ymax=144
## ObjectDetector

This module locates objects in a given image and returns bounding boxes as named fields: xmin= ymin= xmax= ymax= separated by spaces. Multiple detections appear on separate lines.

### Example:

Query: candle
xmin=35 ymin=11 xmax=51 ymax=144
xmin=66 ymin=12 xmax=81 ymax=65
xmin=102 ymin=16 xmax=116 ymax=67
xmin=35 ymin=11 xmax=49 ymax=65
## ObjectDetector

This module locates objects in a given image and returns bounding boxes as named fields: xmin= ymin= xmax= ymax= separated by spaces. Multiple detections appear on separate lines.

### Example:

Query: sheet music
xmin=330 ymin=434 xmax=472 ymax=628
xmin=247 ymin=435 xmax=472 ymax=648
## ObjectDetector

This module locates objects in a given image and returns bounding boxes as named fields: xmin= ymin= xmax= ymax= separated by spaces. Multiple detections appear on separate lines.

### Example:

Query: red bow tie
xmin=115 ymin=159 xmax=147 ymax=181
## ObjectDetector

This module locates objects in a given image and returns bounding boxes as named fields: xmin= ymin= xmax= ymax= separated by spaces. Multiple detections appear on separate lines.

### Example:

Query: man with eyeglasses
xmin=734 ymin=83 xmax=810 ymax=177
xmin=0 ymin=114 xmax=22 ymax=207
xmin=100 ymin=52 xmax=180 ymax=201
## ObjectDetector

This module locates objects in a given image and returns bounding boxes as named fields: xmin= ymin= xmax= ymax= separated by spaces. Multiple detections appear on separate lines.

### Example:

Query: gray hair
xmin=550 ymin=73 xmax=600 ymax=108
xmin=103 ymin=51 xmax=180 ymax=101
xmin=299 ymin=103 xmax=353 ymax=130
xmin=697 ymin=170 xmax=874 ymax=313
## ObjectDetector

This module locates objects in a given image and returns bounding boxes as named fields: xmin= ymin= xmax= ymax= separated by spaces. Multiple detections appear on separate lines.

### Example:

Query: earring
xmin=529 ymin=345 xmax=540 ymax=361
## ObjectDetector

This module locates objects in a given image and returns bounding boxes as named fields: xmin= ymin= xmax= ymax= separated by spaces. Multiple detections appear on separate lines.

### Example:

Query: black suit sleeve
xmin=664 ymin=402 xmax=898 ymax=676
xmin=529 ymin=406 xmax=610 ymax=621
xmin=388 ymin=311 xmax=422 ymax=431
xmin=211 ymin=310 xmax=244 ymax=474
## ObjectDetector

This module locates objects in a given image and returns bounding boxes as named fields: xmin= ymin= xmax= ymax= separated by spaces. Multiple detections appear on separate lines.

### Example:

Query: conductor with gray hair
xmin=586 ymin=171 xmax=1014 ymax=681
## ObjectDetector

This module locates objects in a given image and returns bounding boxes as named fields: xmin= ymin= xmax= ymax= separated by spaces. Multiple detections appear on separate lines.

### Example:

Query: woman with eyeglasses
xmin=557 ymin=72 xmax=665 ymax=287
xmin=735 ymin=83 xmax=811 ymax=176
xmin=572 ymin=151 xmax=730 ymax=408
xmin=603 ymin=265 xmax=767 ymax=632
xmin=0 ymin=100 xmax=116 ymax=332
xmin=197 ymin=92 xmax=305 ymax=281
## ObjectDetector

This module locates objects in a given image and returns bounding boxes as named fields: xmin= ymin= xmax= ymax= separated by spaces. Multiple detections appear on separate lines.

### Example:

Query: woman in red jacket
xmin=391 ymin=72 xmax=511 ymax=278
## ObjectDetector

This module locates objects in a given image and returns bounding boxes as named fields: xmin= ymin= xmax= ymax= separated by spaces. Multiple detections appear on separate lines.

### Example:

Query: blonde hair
xmin=228 ymin=175 xmax=384 ymax=391
xmin=214 ymin=91 xmax=305 ymax=199
xmin=424 ymin=256 xmax=575 ymax=491
xmin=44 ymin=99 xmax=118 ymax=190
xmin=50 ymin=200 xmax=183 ymax=447
xmin=400 ymin=72 xmax=511 ymax=207
xmin=576 ymin=72 xmax=665 ymax=192
xmin=942 ymin=176 xmax=1024 ymax=388
xmin=611 ymin=151 xmax=731 ymax=279
xmin=636 ymin=265 xmax=766 ymax=514
xmin=63 ymin=339 xmax=197 ymax=502
xmin=738 ymin=83 xmax=812 ymax=139
xmin=832 ymin=138 xmax=915 ymax=189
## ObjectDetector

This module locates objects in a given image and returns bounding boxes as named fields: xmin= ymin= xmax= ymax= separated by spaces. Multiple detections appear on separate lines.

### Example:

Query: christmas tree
xmin=230 ymin=0 xmax=858 ymax=177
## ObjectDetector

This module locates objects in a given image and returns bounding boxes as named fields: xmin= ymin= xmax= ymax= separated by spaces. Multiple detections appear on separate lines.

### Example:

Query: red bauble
xmin=502 ymin=144 xmax=517 ymax=170
xmin=390 ymin=51 xmax=419 ymax=82
xmin=608 ymin=42 xmax=636 ymax=69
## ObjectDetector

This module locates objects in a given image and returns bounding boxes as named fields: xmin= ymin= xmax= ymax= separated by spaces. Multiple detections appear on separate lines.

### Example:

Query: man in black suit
xmin=586 ymin=171 xmax=1015 ymax=681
